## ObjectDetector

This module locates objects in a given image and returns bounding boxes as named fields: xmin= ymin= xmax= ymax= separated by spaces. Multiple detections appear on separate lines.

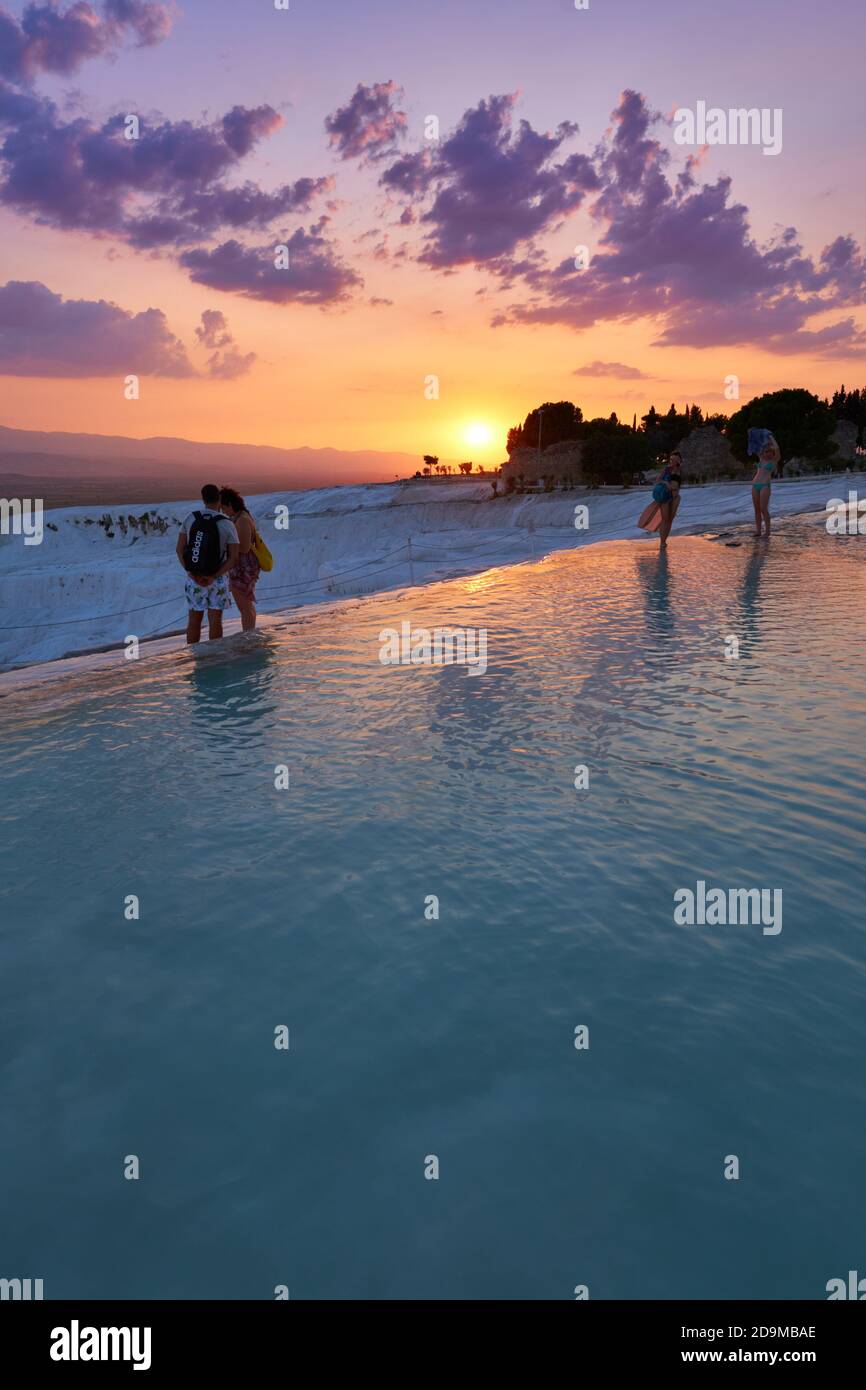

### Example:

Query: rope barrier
xmin=0 ymin=531 xmax=573 ymax=636
xmin=0 ymin=593 xmax=181 ymax=632
xmin=259 ymin=544 xmax=408 ymax=598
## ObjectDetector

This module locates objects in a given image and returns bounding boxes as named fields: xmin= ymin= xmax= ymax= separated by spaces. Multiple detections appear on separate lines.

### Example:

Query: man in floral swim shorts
xmin=176 ymin=484 xmax=240 ymax=644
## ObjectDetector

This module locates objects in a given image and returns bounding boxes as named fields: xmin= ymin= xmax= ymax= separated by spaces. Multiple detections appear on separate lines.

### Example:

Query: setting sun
xmin=464 ymin=422 xmax=494 ymax=448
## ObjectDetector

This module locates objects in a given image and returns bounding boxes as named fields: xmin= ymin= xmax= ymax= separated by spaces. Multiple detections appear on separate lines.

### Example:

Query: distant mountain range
xmin=0 ymin=425 xmax=454 ymax=504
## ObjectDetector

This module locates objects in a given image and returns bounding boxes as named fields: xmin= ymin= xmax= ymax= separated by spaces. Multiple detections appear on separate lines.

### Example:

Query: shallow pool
xmin=1 ymin=525 xmax=865 ymax=1299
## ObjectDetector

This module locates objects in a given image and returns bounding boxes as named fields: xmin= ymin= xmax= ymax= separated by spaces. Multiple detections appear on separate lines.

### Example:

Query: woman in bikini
xmin=751 ymin=435 xmax=780 ymax=539
xmin=652 ymin=450 xmax=683 ymax=547
xmin=219 ymin=486 xmax=261 ymax=630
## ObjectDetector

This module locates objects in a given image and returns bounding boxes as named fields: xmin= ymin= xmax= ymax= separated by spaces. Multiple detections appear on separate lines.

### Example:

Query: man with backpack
xmin=176 ymin=484 xmax=240 ymax=644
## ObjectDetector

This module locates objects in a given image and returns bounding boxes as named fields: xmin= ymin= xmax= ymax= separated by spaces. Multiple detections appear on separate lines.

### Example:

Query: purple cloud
xmin=380 ymin=94 xmax=599 ymax=268
xmin=126 ymin=175 xmax=334 ymax=248
xmin=0 ymin=84 xmax=338 ymax=277
xmin=574 ymin=360 xmax=648 ymax=379
xmin=195 ymin=308 xmax=231 ymax=349
xmin=325 ymin=80 xmax=407 ymax=162
xmin=757 ymin=318 xmax=866 ymax=358
xmin=379 ymin=148 xmax=434 ymax=197
xmin=0 ymin=89 xmax=292 ymax=232
xmin=220 ymin=103 xmax=281 ymax=158
xmin=202 ymin=345 xmax=256 ymax=379
xmin=194 ymin=308 xmax=256 ymax=378
xmin=0 ymin=17 xmax=359 ymax=313
xmin=180 ymin=224 xmax=362 ymax=306
xmin=0 ymin=282 xmax=260 ymax=378
xmin=496 ymin=90 xmax=866 ymax=355
xmin=0 ymin=1 xmax=173 ymax=85
xmin=0 ymin=278 xmax=192 ymax=375
xmin=0 ymin=65 xmax=346 ymax=305
xmin=104 ymin=0 xmax=173 ymax=47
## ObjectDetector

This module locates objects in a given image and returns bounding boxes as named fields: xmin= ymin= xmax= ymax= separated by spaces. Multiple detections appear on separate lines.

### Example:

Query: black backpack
xmin=183 ymin=511 xmax=222 ymax=576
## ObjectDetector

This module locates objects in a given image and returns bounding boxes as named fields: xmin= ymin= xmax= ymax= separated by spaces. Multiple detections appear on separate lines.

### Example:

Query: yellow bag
xmin=253 ymin=530 xmax=273 ymax=572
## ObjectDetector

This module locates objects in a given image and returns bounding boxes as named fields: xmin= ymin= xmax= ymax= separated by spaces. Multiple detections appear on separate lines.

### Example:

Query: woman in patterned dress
xmin=219 ymin=486 xmax=261 ymax=631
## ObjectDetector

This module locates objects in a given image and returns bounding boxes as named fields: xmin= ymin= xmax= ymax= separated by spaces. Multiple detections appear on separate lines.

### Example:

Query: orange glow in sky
xmin=0 ymin=0 xmax=862 ymax=478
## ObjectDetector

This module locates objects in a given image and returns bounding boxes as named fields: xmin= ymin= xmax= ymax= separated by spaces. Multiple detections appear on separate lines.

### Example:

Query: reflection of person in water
xmin=733 ymin=536 xmax=770 ymax=655
xmin=184 ymin=637 xmax=278 ymax=745
xmin=636 ymin=545 xmax=675 ymax=642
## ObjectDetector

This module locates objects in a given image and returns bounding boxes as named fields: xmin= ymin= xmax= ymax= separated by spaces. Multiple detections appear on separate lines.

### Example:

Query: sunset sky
xmin=0 ymin=0 xmax=864 ymax=468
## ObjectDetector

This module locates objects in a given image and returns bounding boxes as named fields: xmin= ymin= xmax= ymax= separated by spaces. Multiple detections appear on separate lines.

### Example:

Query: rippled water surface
xmin=1 ymin=527 xmax=865 ymax=1299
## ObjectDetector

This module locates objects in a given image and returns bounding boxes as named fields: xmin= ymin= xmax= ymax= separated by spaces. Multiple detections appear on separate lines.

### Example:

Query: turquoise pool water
xmin=1 ymin=526 xmax=865 ymax=1300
